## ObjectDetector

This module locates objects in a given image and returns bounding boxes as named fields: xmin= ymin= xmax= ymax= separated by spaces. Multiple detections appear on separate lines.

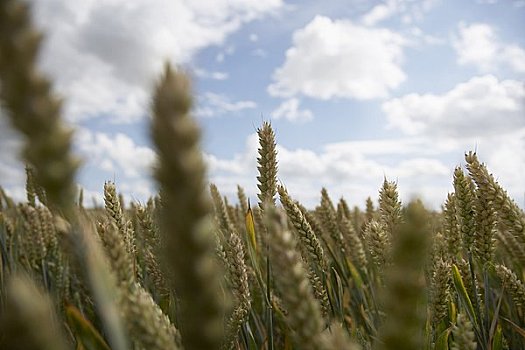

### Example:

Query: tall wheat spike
xmin=0 ymin=275 xmax=69 ymax=350
xmin=376 ymin=201 xmax=429 ymax=350
xmin=465 ymin=152 xmax=525 ymax=254
xmin=378 ymin=179 xmax=402 ymax=236
xmin=443 ymin=193 xmax=461 ymax=261
xmin=151 ymin=63 xmax=225 ymax=350
xmin=453 ymin=167 xmax=477 ymax=253
xmin=0 ymin=0 xmax=79 ymax=215
xmin=495 ymin=264 xmax=525 ymax=309
xmin=120 ymin=283 xmax=181 ymax=350
xmin=223 ymin=231 xmax=251 ymax=350
xmin=257 ymin=122 xmax=278 ymax=209
xmin=451 ymin=313 xmax=477 ymax=350
xmin=0 ymin=2 xmax=128 ymax=349
xmin=264 ymin=205 xmax=327 ymax=350
xmin=278 ymin=185 xmax=327 ymax=273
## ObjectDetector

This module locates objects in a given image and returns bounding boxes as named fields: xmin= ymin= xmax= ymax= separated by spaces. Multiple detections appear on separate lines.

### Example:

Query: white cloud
xmin=0 ymin=115 xmax=25 ymax=202
xmin=73 ymin=129 xmax=158 ymax=205
xmin=0 ymin=114 xmax=159 ymax=205
xmin=362 ymin=2 xmax=396 ymax=26
xmin=394 ymin=158 xmax=449 ymax=177
xmin=76 ymin=130 xmax=156 ymax=178
xmin=204 ymin=132 xmax=455 ymax=209
xmin=194 ymin=68 xmax=229 ymax=80
xmin=380 ymin=74 xmax=525 ymax=207
xmin=453 ymin=22 xmax=525 ymax=73
xmin=81 ymin=189 xmax=105 ymax=208
xmin=202 ymin=119 xmax=525 ymax=209
xmin=249 ymin=33 xmax=259 ymax=42
xmin=502 ymin=45 xmax=525 ymax=73
xmin=29 ymin=0 xmax=283 ymax=123
xmin=362 ymin=0 xmax=400 ymax=26
xmin=407 ymin=26 xmax=445 ymax=46
xmin=195 ymin=92 xmax=257 ymax=117
xmin=3 ymin=112 xmax=523 ymax=210
xmin=271 ymin=98 xmax=313 ymax=122
xmin=3 ymin=186 xmax=27 ymax=204
xmin=325 ymin=137 xmax=456 ymax=157
xmin=119 ymin=179 xmax=157 ymax=203
xmin=361 ymin=0 xmax=439 ymax=26
xmin=216 ymin=53 xmax=226 ymax=63
xmin=383 ymin=75 xmax=525 ymax=137
xmin=206 ymin=133 xmax=259 ymax=176
xmin=453 ymin=23 xmax=497 ymax=71
xmin=485 ymin=129 xmax=525 ymax=196
xmin=251 ymin=48 xmax=267 ymax=57
xmin=215 ymin=45 xmax=236 ymax=63
xmin=268 ymin=16 xmax=407 ymax=100
xmin=81 ymin=180 xmax=156 ymax=207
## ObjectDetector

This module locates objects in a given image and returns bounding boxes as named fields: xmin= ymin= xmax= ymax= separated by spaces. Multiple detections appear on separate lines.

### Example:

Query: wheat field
xmin=0 ymin=1 xmax=524 ymax=349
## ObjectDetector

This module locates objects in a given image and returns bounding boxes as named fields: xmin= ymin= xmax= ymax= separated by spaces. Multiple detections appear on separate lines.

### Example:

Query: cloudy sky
xmin=1 ymin=0 xmax=524 ymax=209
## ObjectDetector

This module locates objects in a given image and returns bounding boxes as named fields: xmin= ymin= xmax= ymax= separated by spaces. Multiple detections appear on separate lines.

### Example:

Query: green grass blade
xmin=434 ymin=326 xmax=452 ymax=350
xmin=491 ymin=325 xmax=503 ymax=350
xmin=452 ymin=264 xmax=477 ymax=326
xmin=66 ymin=305 xmax=111 ymax=350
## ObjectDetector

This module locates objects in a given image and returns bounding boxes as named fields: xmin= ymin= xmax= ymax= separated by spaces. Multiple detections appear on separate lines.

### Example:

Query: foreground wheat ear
xmin=0 ymin=0 xmax=77 ymax=237
xmin=0 ymin=274 xmax=69 ymax=350
xmin=376 ymin=200 xmax=429 ymax=350
xmin=0 ymin=2 xmax=128 ymax=350
xmin=0 ymin=0 xmax=80 ymax=216
xmin=151 ymin=63 xmax=225 ymax=350
xmin=264 ymin=204 xmax=325 ymax=349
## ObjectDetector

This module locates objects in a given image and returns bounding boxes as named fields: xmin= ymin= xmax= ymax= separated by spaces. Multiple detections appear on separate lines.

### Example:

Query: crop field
xmin=1 ymin=1 xmax=524 ymax=350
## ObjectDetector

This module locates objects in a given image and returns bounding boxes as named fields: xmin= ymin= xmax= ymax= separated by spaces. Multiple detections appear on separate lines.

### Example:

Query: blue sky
xmin=1 ymin=0 xmax=524 ymax=209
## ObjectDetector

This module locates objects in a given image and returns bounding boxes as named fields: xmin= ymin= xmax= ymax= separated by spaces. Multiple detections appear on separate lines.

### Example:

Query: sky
xmin=1 ymin=0 xmax=524 ymax=209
